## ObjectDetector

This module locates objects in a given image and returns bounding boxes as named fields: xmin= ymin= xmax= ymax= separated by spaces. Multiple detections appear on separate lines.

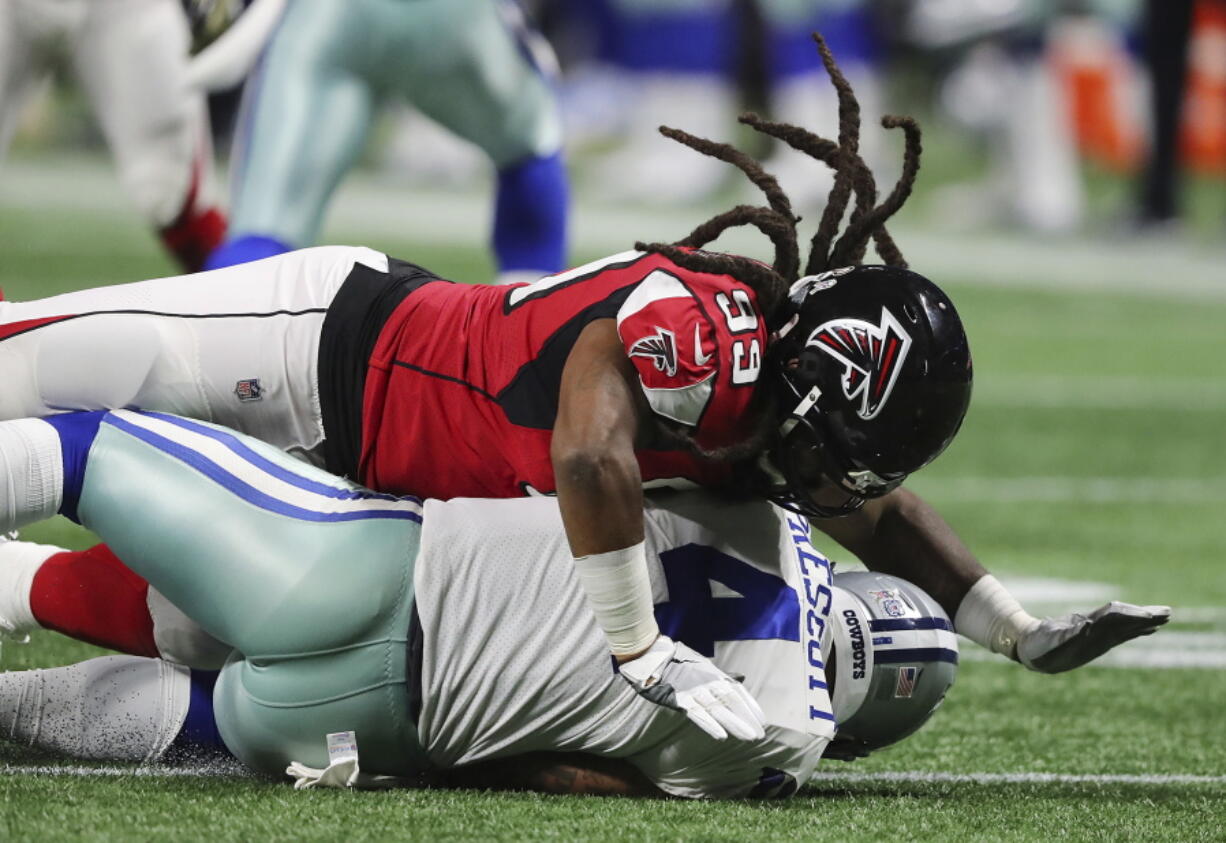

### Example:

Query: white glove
xmin=1017 ymin=601 xmax=1171 ymax=673
xmin=285 ymin=758 xmax=408 ymax=791
xmin=287 ymin=757 xmax=362 ymax=790
xmin=618 ymin=635 xmax=767 ymax=741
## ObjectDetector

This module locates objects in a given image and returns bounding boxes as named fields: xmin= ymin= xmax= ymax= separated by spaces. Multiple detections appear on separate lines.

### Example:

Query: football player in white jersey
xmin=0 ymin=409 xmax=1166 ymax=795
xmin=0 ymin=0 xmax=226 ymax=270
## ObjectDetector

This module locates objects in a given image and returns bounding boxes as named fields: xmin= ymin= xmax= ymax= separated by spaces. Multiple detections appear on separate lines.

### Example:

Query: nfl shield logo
xmin=868 ymin=588 xmax=908 ymax=618
xmin=234 ymin=378 xmax=263 ymax=402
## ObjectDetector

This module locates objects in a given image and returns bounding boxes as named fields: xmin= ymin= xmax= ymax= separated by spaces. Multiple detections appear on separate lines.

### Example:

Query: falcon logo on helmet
xmin=628 ymin=327 xmax=679 ymax=377
xmin=807 ymin=308 xmax=912 ymax=421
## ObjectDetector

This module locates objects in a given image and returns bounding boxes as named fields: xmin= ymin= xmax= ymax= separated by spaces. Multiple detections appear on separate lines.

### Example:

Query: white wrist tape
xmin=954 ymin=574 xmax=1040 ymax=660
xmin=573 ymin=541 xmax=660 ymax=657
xmin=0 ymin=419 xmax=63 ymax=533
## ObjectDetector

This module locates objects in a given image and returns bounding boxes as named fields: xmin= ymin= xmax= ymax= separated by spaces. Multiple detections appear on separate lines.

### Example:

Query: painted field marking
xmin=0 ymin=763 xmax=248 ymax=778
xmin=4 ymin=765 xmax=1224 ymax=789
xmin=908 ymin=475 xmax=1226 ymax=504
xmin=810 ymin=771 xmax=1226 ymax=787
xmin=975 ymin=375 xmax=1226 ymax=412
xmin=958 ymin=635 xmax=1226 ymax=670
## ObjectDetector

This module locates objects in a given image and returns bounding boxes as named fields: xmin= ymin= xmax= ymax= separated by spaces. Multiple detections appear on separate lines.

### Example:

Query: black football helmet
xmin=762 ymin=265 xmax=973 ymax=518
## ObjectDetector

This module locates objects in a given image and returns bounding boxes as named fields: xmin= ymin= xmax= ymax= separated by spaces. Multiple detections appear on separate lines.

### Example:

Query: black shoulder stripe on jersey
xmin=318 ymin=258 xmax=444 ymax=479
xmin=501 ymin=252 xmax=649 ymax=315
xmin=497 ymin=287 xmax=639 ymax=430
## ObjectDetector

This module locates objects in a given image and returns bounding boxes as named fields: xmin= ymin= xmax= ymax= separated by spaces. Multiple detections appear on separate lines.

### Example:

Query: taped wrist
xmin=0 ymin=419 xmax=63 ymax=532
xmin=573 ymin=541 xmax=659 ymax=657
xmin=954 ymin=574 xmax=1040 ymax=660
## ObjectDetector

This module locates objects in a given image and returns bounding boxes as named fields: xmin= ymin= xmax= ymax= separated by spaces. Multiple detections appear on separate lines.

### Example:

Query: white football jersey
xmin=413 ymin=491 xmax=837 ymax=799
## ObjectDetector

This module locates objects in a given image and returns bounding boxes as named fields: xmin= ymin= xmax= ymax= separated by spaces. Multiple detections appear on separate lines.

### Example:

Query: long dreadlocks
xmin=635 ymin=33 xmax=923 ymax=334
xmin=635 ymin=33 xmax=924 ymax=465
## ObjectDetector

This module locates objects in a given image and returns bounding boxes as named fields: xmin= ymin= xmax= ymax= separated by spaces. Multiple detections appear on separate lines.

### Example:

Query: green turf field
xmin=2 ymin=161 xmax=1225 ymax=841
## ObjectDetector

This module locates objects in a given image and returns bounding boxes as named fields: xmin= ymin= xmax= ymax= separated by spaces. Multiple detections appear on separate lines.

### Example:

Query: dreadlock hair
xmin=634 ymin=32 xmax=923 ymax=465
xmin=636 ymin=32 xmax=923 ymax=327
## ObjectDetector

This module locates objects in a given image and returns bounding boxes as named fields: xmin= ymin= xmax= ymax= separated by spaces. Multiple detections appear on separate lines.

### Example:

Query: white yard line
xmin=810 ymin=771 xmax=1226 ymax=786
xmin=0 ymin=763 xmax=248 ymax=778
xmin=959 ymin=637 xmax=1226 ymax=670
xmin=974 ymin=375 xmax=1226 ymax=412
xmin=907 ymin=475 xmax=1226 ymax=504
xmin=3 ymin=764 xmax=1223 ymax=788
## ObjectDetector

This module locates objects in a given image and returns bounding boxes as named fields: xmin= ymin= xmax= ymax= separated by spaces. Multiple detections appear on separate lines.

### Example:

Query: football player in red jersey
xmin=0 ymin=36 xmax=1166 ymax=741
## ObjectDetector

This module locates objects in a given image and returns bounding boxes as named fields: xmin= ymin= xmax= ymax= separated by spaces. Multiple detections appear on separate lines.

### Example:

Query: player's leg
xmin=71 ymin=0 xmax=225 ymax=272
xmin=388 ymin=0 xmax=568 ymax=280
xmin=0 ymin=537 xmax=229 ymax=668
xmin=0 ymin=410 xmax=427 ymax=774
xmin=0 ymin=245 xmax=385 ymax=460
xmin=0 ymin=410 xmax=421 ymax=651
xmin=0 ymin=654 xmax=226 ymax=762
xmin=207 ymin=1 xmax=378 ymax=269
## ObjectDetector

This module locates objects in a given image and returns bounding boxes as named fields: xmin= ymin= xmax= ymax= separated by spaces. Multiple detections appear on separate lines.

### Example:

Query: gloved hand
xmin=1016 ymin=601 xmax=1171 ymax=673
xmin=618 ymin=635 xmax=767 ymax=741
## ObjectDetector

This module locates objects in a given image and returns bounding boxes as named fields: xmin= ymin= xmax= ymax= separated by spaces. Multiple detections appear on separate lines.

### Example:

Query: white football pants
xmin=0 ymin=246 xmax=388 ymax=463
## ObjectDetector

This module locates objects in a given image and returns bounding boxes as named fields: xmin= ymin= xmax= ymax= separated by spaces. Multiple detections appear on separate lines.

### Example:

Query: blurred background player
xmin=0 ymin=0 xmax=226 ymax=271
xmin=203 ymin=0 xmax=569 ymax=284
xmin=539 ymin=0 xmax=884 ymax=211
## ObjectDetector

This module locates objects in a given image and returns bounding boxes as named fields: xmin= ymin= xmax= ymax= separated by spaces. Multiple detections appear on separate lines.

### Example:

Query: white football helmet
xmin=824 ymin=571 xmax=959 ymax=760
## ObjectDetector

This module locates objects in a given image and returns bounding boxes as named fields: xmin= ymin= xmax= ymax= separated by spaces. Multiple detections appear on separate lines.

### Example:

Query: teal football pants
xmin=75 ymin=411 xmax=430 ymax=776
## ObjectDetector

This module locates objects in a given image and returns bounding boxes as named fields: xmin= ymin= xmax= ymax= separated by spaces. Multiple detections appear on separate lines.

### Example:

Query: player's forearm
xmin=818 ymin=487 xmax=987 ymax=617
xmin=552 ymin=318 xmax=647 ymax=556
xmin=553 ymin=444 xmax=645 ymax=555
xmin=555 ymin=447 xmax=657 ymax=660
xmin=552 ymin=320 xmax=660 ymax=660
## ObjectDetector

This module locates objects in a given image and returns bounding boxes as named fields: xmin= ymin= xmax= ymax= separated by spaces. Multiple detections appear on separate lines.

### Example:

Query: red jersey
xmin=355 ymin=250 xmax=769 ymax=499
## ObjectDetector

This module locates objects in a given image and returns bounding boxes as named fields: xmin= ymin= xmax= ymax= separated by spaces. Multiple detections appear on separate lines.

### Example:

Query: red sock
xmin=28 ymin=544 xmax=159 ymax=657
xmin=159 ymin=157 xmax=227 ymax=272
